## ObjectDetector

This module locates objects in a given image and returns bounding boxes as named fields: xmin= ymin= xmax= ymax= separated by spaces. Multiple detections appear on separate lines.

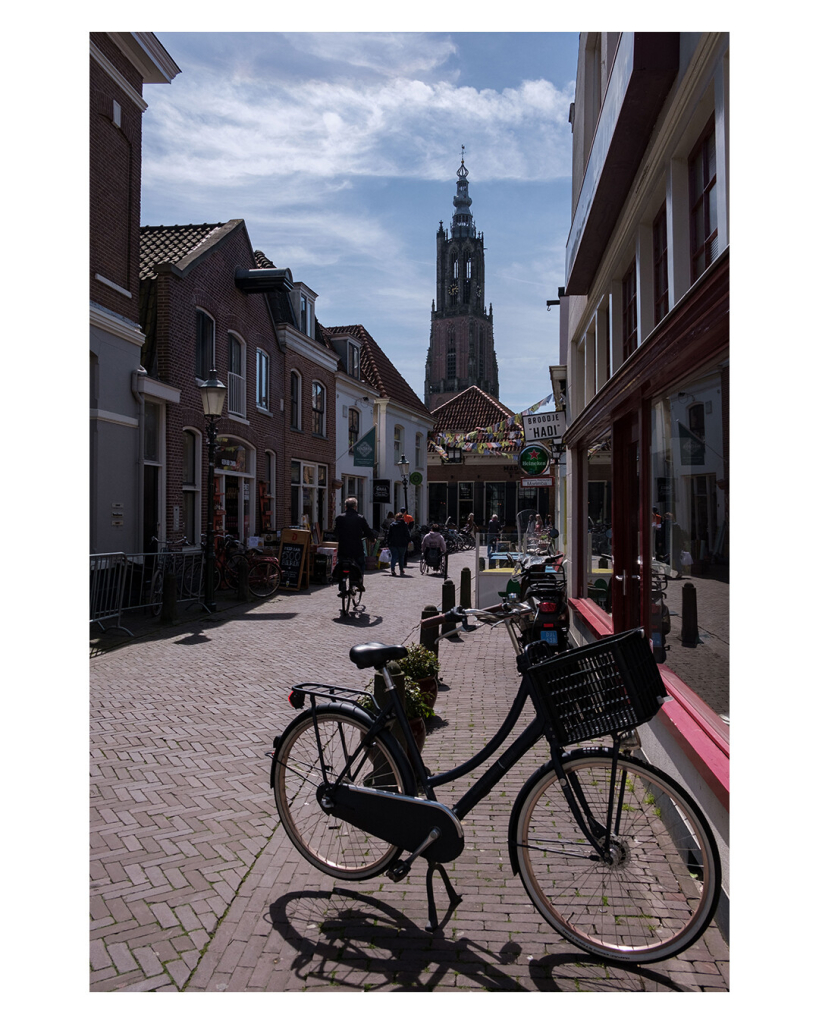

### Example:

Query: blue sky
xmin=141 ymin=32 xmax=580 ymax=414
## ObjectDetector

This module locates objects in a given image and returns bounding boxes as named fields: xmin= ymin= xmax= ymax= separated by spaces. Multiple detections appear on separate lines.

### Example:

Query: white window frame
xmin=394 ymin=424 xmax=404 ymax=464
xmin=264 ymin=449 xmax=277 ymax=531
xmin=300 ymin=294 xmax=314 ymax=338
xmin=256 ymin=348 xmax=270 ymax=411
xmin=215 ymin=435 xmax=257 ymax=541
xmin=290 ymin=370 xmax=302 ymax=430
xmin=182 ymin=427 xmax=202 ymax=546
xmin=415 ymin=432 xmax=423 ymax=469
xmin=227 ymin=332 xmax=247 ymax=418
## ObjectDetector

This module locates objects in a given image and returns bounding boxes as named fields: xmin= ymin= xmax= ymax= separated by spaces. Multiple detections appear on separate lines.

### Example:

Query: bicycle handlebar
xmin=421 ymin=600 xmax=533 ymax=631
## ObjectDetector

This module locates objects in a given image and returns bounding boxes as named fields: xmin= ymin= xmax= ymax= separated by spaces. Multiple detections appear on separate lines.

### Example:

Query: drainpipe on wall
xmin=132 ymin=367 xmax=146 ymax=553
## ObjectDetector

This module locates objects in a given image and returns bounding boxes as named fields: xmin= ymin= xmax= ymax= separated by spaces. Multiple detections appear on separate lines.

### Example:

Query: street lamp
xmin=398 ymin=454 xmax=410 ymax=513
xmin=200 ymin=368 xmax=227 ymax=612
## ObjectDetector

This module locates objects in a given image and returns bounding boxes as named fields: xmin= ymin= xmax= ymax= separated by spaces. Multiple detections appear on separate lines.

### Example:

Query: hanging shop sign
xmin=409 ymin=471 xmax=423 ymax=487
xmin=522 ymin=410 xmax=565 ymax=445
xmin=372 ymin=479 xmax=391 ymax=502
xmin=352 ymin=427 xmax=376 ymax=467
xmin=519 ymin=444 xmax=550 ymax=476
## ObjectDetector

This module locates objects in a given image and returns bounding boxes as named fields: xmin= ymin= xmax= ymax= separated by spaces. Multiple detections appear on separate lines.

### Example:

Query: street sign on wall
xmin=522 ymin=410 xmax=565 ymax=444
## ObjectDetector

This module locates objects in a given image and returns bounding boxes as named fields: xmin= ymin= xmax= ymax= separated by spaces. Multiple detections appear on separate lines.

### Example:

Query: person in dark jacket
xmin=386 ymin=514 xmax=411 ymax=576
xmin=487 ymin=514 xmax=501 ymax=558
xmin=333 ymin=497 xmax=375 ymax=593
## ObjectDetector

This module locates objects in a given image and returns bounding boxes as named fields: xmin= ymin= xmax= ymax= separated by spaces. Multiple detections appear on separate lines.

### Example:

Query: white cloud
xmin=282 ymin=32 xmax=458 ymax=77
xmin=142 ymin=66 xmax=574 ymax=194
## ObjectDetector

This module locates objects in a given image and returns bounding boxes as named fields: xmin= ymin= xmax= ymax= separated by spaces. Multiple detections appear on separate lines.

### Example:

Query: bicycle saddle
xmin=349 ymin=643 xmax=408 ymax=670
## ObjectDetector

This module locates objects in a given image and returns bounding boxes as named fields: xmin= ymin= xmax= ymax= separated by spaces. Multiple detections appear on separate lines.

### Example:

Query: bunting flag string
xmin=432 ymin=393 xmax=554 ymax=459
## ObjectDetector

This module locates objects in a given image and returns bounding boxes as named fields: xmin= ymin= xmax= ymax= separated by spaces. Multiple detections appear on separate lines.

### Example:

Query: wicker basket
xmin=523 ymin=628 xmax=668 ymax=745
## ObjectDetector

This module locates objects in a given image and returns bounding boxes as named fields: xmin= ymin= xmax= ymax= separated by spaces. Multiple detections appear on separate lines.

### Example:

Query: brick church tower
xmin=424 ymin=150 xmax=499 ymax=412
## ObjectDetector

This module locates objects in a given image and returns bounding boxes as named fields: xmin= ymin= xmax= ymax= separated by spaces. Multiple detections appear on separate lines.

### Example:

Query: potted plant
xmin=395 ymin=643 xmax=441 ymax=710
xmin=362 ymin=662 xmax=435 ymax=755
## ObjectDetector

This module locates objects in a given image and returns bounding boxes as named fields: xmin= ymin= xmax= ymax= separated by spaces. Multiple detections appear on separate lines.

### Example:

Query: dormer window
xmin=348 ymin=342 xmax=360 ymax=380
xmin=300 ymin=294 xmax=313 ymax=338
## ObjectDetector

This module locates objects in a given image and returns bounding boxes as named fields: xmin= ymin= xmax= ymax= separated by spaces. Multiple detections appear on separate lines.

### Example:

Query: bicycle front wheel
xmin=273 ymin=707 xmax=414 ymax=879
xmin=514 ymin=751 xmax=721 ymax=963
xmin=248 ymin=559 xmax=281 ymax=598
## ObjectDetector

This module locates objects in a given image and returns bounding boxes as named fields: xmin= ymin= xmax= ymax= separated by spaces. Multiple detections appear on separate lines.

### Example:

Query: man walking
xmin=386 ymin=513 xmax=411 ymax=576
xmin=487 ymin=514 xmax=501 ymax=559
xmin=333 ymin=497 xmax=375 ymax=594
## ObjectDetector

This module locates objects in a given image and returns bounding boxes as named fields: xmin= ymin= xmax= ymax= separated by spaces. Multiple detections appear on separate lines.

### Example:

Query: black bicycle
xmin=336 ymin=559 xmax=364 ymax=617
xmin=268 ymin=602 xmax=721 ymax=964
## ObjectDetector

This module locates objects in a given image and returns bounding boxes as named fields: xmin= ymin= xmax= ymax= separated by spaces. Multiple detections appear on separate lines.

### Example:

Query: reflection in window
xmin=650 ymin=364 xmax=729 ymax=716
xmin=586 ymin=433 xmax=612 ymax=613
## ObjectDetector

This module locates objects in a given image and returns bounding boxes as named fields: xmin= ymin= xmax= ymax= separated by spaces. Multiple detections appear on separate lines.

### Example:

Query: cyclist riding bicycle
xmin=332 ymin=497 xmax=375 ymax=596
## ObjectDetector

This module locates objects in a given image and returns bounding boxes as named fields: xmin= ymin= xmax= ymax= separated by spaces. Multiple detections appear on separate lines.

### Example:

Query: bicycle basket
xmin=523 ymin=628 xmax=668 ymax=745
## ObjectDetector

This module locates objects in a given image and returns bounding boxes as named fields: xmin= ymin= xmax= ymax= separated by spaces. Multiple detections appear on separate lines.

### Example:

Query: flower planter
xmin=415 ymin=675 xmax=438 ymax=710
xmin=408 ymin=717 xmax=426 ymax=754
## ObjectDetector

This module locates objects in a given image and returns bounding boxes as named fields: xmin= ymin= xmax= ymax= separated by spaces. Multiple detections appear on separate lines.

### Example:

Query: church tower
xmin=424 ymin=150 xmax=499 ymax=412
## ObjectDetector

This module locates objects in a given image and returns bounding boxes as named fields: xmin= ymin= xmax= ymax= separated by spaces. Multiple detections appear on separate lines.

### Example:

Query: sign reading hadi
xmin=519 ymin=444 xmax=550 ymax=476
xmin=522 ymin=410 xmax=565 ymax=444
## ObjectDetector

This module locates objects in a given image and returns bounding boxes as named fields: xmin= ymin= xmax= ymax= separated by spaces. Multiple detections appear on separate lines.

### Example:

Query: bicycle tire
xmin=272 ymin=705 xmax=416 ymax=879
xmin=223 ymin=552 xmax=249 ymax=591
xmin=248 ymin=559 xmax=281 ymax=598
xmin=512 ymin=750 xmax=720 ymax=963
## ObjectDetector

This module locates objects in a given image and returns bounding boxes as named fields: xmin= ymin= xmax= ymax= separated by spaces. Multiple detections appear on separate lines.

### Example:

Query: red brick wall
xmin=150 ymin=225 xmax=288 ymax=543
xmin=283 ymin=347 xmax=338 ymax=528
xmin=89 ymin=33 xmax=144 ymax=323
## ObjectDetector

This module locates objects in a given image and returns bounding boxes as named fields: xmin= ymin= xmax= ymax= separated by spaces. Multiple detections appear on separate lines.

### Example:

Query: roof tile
xmin=139 ymin=223 xmax=225 ymax=280
xmin=432 ymin=385 xmax=514 ymax=432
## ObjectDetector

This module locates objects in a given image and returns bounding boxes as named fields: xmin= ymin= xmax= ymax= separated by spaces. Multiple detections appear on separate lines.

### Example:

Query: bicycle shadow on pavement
xmin=265 ymin=887 xmax=529 ymax=992
xmin=331 ymin=612 xmax=384 ymax=628
xmin=264 ymin=887 xmax=685 ymax=992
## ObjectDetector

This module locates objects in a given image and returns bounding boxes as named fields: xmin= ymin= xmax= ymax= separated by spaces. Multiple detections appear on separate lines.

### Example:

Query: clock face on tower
xmin=449 ymin=283 xmax=458 ymax=295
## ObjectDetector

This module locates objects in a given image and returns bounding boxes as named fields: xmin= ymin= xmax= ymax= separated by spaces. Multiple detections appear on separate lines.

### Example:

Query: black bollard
xmin=420 ymin=604 xmax=440 ymax=651
xmin=681 ymin=582 xmax=699 ymax=647
xmin=160 ymin=571 xmax=179 ymax=625
xmin=460 ymin=567 xmax=471 ymax=609
xmin=442 ymin=578 xmax=456 ymax=613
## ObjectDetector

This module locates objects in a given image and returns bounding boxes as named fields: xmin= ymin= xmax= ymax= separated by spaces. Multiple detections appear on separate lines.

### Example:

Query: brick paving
xmin=90 ymin=550 xmax=729 ymax=992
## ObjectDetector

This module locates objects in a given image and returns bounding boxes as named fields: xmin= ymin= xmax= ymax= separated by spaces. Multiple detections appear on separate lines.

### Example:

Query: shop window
xmin=585 ymin=433 xmax=613 ymax=613
xmin=650 ymin=365 xmax=728 ymax=716
xmin=428 ymin=483 xmax=448 ymax=524
xmin=291 ymin=459 xmax=328 ymax=529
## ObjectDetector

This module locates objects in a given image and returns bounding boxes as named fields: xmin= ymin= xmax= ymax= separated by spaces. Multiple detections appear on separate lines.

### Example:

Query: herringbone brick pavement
xmin=90 ymin=551 xmax=729 ymax=992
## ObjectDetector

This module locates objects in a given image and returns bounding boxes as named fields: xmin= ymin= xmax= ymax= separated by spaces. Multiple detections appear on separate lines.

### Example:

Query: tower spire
xmin=452 ymin=147 xmax=474 ymax=238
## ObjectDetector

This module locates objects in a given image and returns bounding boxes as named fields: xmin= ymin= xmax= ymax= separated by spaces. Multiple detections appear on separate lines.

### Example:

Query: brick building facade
xmin=90 ymin=33 xmax=180 ymax=554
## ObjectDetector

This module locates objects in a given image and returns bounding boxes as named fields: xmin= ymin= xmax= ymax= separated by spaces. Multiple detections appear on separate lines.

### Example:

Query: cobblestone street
xmin=90 ymin=550 xmax=729 ymax=992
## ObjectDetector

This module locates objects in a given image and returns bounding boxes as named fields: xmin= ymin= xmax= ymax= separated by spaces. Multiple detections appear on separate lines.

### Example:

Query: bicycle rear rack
xmin=287 ymin=681 xmax=372 ymax=710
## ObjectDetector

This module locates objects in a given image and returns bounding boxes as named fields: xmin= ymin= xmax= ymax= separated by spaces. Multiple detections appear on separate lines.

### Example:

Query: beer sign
xmin=522 ymin=410 xmax=565 ymax=444
xmin=520 ymin=444 xmax=550 ymax=476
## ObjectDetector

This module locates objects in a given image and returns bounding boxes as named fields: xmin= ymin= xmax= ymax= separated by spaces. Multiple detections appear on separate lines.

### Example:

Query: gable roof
xmin=322 ymin=324 xmax=431 ymax=419
xmin=431 ymin=385 xmax=514 ymax=433
xmin=139 ymin=222 xmax=249 ymax=280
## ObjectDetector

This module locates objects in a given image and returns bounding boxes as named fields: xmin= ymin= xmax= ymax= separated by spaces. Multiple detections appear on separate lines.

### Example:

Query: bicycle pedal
xmin=386 ymin=861 xmax=410 ymax=882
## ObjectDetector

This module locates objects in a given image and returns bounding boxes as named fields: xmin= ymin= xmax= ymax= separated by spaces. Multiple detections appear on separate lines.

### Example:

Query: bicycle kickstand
xmin=424 ymin=861 xmax=463 ymax=932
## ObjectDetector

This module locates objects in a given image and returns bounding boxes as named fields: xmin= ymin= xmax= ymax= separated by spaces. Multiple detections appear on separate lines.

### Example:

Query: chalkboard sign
xmin=278 ymin=529 xmax=310 ymax=590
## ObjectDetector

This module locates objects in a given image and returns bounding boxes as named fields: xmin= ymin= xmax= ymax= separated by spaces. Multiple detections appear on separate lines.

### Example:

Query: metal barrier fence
xmin=90 ymin=549 xmax=208 ymax=634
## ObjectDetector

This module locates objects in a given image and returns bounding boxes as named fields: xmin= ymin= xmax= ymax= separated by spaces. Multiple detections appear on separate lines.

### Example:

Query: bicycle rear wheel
xmin=513 ymin=750 xmax=720 ymax=963
xmin=273 ymin=706 xmax=414 ymax=879
xmin=248 ymin=559 xmax=281 ymax=598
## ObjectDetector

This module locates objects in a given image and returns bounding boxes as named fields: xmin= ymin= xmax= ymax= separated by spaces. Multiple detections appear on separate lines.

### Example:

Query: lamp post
xmin=398 ymin=454 xmax=410 ymax=513
xmin=200 ymin=368 xmax=227 ymax=612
